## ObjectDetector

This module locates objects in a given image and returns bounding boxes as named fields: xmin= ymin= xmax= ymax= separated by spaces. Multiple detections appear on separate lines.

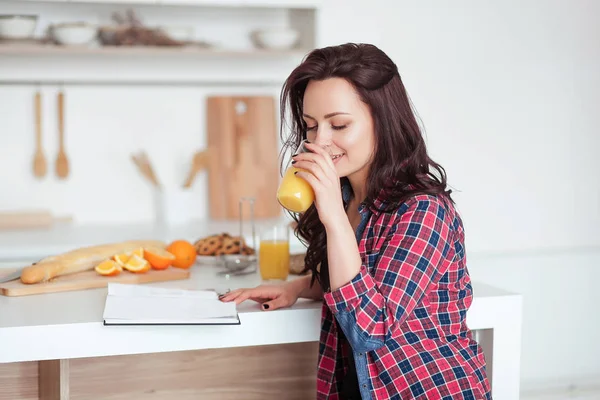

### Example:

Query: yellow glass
xmin=276 ymin=166 xmax=315 ymax=213
xmin=259 ymin=225 xmax=290 ymax=281
xmin=276 ymin=140 xmax=316 ymax=213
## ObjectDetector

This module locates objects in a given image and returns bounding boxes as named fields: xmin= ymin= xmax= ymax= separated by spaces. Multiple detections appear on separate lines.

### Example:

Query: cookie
xmin=194 ymin=233 xmax=229 ymax=256
xmin=220 ymin=236 xmax=243 ymax=255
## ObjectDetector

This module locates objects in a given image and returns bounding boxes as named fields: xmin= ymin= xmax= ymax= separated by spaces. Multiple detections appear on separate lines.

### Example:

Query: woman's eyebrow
xmin=303 ymin=112 xmax=351 ymax=120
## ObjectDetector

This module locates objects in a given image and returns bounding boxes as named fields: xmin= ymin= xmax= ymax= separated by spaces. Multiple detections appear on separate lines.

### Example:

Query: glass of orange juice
xmin=276 ymin=140 xmax=316 ymax=213
xmin=259 ymin=224 xmax=290 ymax=281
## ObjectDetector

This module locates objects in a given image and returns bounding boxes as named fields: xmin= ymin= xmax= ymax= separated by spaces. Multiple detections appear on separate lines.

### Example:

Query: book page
xmin=103 ymin=283 xmax=237 ymax=323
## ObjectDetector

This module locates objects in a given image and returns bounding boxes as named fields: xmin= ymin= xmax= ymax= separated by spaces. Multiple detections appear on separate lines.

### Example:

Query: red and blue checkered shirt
xmin=317 ymin=189 xmax=492 ymax=399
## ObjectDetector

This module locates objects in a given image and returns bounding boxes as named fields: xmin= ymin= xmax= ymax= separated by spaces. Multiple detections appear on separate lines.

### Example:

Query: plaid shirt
xmin=317 ymin=187 xmax=492 ymax=399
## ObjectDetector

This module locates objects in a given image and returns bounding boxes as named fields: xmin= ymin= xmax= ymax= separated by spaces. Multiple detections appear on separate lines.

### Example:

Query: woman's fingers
xmin=261 ymin=295 xmax=290 ymax=311
xmin=294 ymin=170 xmax=321 ymax=193
xmin=219 ymin=287 xmax=278 ymax=305
xmin=292 ymin=160 xmax=326 ymax=182
xmin=304 ymin=142 xmax=336 ymax=171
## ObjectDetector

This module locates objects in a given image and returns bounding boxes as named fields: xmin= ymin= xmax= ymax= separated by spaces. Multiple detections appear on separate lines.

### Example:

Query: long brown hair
xmin=279 ymin=43 xmax=452 ymax=291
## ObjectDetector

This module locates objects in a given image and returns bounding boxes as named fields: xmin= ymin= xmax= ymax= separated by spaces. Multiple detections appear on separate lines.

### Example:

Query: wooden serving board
xmin=0 ymin=268 xmax=190 ymax=297
xmin=206 ymin=95 xmax=281 ymax=220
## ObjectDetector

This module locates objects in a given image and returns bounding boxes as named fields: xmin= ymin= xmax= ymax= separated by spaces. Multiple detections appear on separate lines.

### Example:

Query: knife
xmin=0 ymin=268 xmax=24 ymax=284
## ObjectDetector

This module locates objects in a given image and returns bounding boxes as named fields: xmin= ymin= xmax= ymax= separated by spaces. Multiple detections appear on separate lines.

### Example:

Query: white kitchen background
xmin=1 ymin=0 xmax=599 ymax=399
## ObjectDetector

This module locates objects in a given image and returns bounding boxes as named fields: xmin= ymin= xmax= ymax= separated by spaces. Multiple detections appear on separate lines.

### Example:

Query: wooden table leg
xmin=39 ymin=359 xmax=69 ymax=400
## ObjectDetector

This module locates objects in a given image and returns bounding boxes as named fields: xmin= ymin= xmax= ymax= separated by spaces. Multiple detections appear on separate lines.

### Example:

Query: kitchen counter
xmin=0 ymin=263 xmax=522 ymax=399
xmin=0 ymin=223 xmax=523 ymax=399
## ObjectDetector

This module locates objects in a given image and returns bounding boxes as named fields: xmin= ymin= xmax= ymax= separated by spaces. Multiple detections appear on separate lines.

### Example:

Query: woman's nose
xmin=312 ymin=130 xmax=332 ymax=148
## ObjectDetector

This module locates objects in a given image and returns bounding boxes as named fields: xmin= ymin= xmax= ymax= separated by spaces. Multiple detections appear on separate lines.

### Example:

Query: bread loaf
xmin=20 ymin=240 xmax=167 ymax=284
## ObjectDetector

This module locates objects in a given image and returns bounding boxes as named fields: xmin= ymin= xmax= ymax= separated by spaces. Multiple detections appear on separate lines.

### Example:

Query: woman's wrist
xmin=288 ymin=274 xmax=322 ymax=300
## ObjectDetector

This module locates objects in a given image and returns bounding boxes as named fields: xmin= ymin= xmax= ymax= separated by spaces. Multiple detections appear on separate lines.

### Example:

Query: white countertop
xmin=0 ymin=259 xmax=521 ymax=364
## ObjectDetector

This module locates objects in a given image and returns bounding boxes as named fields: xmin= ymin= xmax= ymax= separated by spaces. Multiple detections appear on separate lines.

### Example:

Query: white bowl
xmin=251 ymin=28 xmax=299 ymax=50
xmin=51 ymin=23 xmax=97 ymax=46
xmin=0 ymin=15 xmax=38 ymax=40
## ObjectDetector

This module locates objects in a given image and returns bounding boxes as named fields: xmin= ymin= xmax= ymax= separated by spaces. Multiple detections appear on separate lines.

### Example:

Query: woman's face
xmin=302 ymin=77 xmax=375 ymax=181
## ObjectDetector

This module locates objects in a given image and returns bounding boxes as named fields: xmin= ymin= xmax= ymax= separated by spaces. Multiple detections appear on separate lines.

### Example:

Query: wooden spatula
xmin=55 ymin=89 xmax=69 ymax=179
xmin=182 ymin=150 xmax=210 ymax=189
xmin=32 ymin=89 xmax=47 ymax=179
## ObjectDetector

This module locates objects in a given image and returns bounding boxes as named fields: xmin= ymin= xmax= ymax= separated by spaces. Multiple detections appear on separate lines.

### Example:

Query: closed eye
xmin=332 ymin=125 xmax=347 ymax=131
xmin=306 ymin=126 xmax=317 ymax=131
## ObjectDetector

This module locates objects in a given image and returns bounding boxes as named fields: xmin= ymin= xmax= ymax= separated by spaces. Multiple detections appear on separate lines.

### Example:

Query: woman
xmin=220 ymin=43 xmax=491 ymax=400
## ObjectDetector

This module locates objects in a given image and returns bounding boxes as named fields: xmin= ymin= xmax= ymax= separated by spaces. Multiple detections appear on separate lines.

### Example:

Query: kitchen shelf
xmin=0 ymin=43 xmax=311 ymax=58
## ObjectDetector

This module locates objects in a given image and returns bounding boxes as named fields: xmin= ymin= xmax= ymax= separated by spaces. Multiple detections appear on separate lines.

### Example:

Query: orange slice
xmin=123 ymin=254 xmax=151 ymax=273
xmin=144 ymin=247 xmax=176 ymax=270
xmin=95 ymin=260 xmax=122 ymax=276
xmin=128 ymin=247 xmax=144 ymax=258
xmin=113 ymin=253 xmax=130 ymax=267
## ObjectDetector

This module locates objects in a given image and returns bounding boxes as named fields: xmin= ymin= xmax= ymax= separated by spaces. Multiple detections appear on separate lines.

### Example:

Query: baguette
xmin=20 ymin=240 xmax=167 ymax=284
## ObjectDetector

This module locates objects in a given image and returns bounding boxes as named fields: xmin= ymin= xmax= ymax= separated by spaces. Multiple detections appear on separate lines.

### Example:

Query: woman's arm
xmin=286 ymin=273 xmax=323 ymax=300
xmin=323 ymin=197 xmax=455 ymax=352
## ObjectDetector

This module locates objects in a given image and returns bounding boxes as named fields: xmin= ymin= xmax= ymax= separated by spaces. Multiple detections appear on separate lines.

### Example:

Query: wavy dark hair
xmin=279 ymin=43 xmax=453 ymax=291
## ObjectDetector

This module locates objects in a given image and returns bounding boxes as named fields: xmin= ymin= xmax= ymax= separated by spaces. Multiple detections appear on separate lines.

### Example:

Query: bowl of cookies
xmin=193 ymin=232 xmax=256 ymax=273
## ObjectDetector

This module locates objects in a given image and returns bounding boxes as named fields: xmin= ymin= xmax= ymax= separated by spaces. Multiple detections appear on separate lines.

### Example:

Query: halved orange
xmin=95 ymin=260 xmax=122 ymax=276
xmin=144 ymin=247 xmax=176 ymax=270
xmin=123 ymin=254 xmax=151 ymax=273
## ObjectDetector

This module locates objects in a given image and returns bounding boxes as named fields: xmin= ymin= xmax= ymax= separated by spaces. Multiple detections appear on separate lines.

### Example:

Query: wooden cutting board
xmin=0 ymin=267 xmax=190 ymax=297
xmin=206 ymin=96 xmax=281 ymax=220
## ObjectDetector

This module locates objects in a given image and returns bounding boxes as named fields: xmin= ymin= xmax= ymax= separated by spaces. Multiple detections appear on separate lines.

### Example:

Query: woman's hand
xmin=219 ymin=282 xmax=301 ymax=311
xmin=292 ymin=142 xmax=345 ymax=228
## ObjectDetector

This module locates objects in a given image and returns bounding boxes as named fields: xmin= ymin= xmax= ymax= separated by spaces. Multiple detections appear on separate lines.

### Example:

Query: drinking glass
xmin=276 ymin=140 xmax=315 ymax=213
xmin=259 ymin=224 xmax=290 ymax=281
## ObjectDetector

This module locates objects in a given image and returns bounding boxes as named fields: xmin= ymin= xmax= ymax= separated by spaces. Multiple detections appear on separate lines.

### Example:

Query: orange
xmin=113 ymin=253 xmax=130 ymax=267
xmin=123 ymin=254 xmax=151 ymax=273
xmin=128 ymin=248 xmax=144 ymax=258
xmin=95 ymin=260 xmax=122 ymax=276
xmin=114 ymin=248 xmax=144 ymax=267
xmin=167 ymin=240 xmax=197 ymax=269
xmin=144 ymin=247 xmax=176 ymax=270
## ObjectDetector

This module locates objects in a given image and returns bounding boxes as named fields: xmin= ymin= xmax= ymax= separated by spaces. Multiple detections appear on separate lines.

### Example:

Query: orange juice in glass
xmin=259 ymin=224 xmax=290 ymax=281
xmin=276 ymin=140 xmax=315 ymax=213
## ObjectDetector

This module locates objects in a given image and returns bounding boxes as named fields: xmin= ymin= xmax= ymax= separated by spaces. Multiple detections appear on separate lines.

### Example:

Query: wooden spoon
xmin=55 ymin=90 xmax=69 ymax=179
xmin=32 ymin=90 xmax=47 ymax=179
xmin=182 ymin=150 xmax=210 ymax=189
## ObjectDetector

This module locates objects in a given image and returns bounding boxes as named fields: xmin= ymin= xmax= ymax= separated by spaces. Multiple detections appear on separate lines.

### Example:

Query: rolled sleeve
xmin=324 ymin=265 xmax=376 ymax=313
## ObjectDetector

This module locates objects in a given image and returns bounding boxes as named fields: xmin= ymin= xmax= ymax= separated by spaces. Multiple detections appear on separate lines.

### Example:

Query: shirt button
xmin=362 ymin=384 xmax=367 ymax=388
xmin=359 ymin=352 xmax=363 ymax=356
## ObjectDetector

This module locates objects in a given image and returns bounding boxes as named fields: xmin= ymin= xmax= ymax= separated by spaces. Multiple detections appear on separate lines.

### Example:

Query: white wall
xmin=315 ymin=0 xmax=600 ymax=397
xmin=0 ymin=0 xmax=599 ymax=397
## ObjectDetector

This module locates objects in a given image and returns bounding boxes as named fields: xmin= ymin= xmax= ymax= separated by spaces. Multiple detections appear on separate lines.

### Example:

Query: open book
xmin=102 ymin=283 xmax=240 ymax=326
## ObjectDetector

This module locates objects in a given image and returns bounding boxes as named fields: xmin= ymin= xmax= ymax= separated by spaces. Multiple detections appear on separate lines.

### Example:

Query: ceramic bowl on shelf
xmin=250 ymin=28 xmax=300 ymax=50
xmin=50 ymin=22 xmax=98 ymax=46
xmin=0 ymin=15 xmax=38 ymax=40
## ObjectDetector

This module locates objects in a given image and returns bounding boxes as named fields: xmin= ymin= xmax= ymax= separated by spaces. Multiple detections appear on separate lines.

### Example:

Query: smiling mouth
xmin=331 ymin=153 xmax=345 ymax=161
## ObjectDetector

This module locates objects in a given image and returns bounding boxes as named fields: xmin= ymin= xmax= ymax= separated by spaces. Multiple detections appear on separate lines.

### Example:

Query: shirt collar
xmin=341 ymin=179 xmax=390 ymax=215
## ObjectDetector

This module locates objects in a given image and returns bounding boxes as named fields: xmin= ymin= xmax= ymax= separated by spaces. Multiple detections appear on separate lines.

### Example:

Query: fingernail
xmin=305 ymin=140 xmax=311 ymax=143
xmin=294 ymin=171 xmax=298 ymax=175
xmin=292 ymin=153 xmax=298 ymax=157
xmin=291 ymin=160 xmax=297 ymax=164
xmin=262 ymin=304 xmax=270 ymax=310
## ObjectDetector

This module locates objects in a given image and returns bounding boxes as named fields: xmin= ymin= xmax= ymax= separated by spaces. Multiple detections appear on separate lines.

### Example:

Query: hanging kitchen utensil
xmin=55 ymin=88 xmax=69 ymax=179
xmin=32 ymin=86 xmax=47 ymax=179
